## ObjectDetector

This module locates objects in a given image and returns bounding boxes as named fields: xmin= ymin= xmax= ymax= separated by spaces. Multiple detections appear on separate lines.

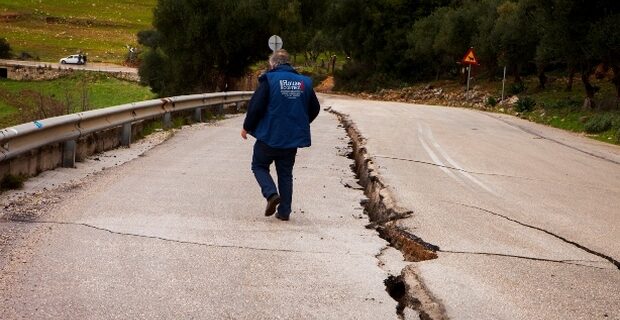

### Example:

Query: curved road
xmin=0 ymin=94 xmax=619 ymax=319
xmin=325 ymin=95 xmax=620 ymax=320
xmin=0 ymin=59 xmax=137 ymax=74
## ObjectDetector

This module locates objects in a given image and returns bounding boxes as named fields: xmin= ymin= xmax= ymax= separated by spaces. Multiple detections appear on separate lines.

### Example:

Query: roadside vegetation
xmin=0 ymin=72 xmax=155 ymax=128
xmin=1 ymin=0 xmax=618 ymax=145
xmin=134 ymin=0 xmax=618 ymax=144
xmin=0 ymin=0 xmax=154 ymax=63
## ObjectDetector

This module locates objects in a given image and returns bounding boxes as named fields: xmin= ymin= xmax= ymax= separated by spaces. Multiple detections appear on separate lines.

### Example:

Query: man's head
xmin=269 ymin=49 xmax=289 ymax=69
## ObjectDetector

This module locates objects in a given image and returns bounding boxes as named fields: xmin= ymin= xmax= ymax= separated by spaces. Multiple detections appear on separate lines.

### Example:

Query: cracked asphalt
xmin=2 ymin=94 xmax=620 ymax=319
xmin=0 ymin=113 xmax=398 ymax=319
xmin=325 ymin=95 xmax=620 ymax=320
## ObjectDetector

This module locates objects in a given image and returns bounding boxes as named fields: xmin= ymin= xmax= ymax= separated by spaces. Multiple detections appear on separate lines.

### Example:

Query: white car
xmin=59 ymin=54 xmax=86 ymax=65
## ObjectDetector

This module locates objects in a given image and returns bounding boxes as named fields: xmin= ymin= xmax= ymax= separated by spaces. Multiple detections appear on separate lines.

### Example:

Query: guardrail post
xmin=217 ymin=104 xmax=224 ymax=115
xmin=62 ymin=140 xmax=76 ymax=168
xmin=194 ymin=107 xmax=202 ymax=122
xmin=235 ymin=102 xmax=242 ymax=112
xmin=163 ymin=112 xmax=172 ymax=129
xmin=121 ymin=122 xmax=132 ymax=146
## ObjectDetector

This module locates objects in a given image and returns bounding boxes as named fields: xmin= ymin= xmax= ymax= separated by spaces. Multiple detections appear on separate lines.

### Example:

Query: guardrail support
xmin=194 ymin=107 xmax=203 ymax=122
xmin=163 ymin=112 xmax=172 ymax=129
xmin=121 ymin=123 xmax=132 ymax=146
xmin=62 ymin=140 xmax=76 ymax=168
xmin=216 ymin=104 xmax=224 ymax=115
xmin=236 ymin=102 xmax=242 ymax=112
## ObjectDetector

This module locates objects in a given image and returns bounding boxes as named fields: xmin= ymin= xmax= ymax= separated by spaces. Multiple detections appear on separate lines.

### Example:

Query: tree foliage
xmin=140 ymin=0 xmax=272 ymax=96
xmin=327 ymin=0 xmax=620 ymax=97
xmin=139 ymin=0 xmax=620 ymax=100
xmin=0 ymin=38 xmax=11 ymax=59
xmin=140 ymin=0 xmax=331 ymax=96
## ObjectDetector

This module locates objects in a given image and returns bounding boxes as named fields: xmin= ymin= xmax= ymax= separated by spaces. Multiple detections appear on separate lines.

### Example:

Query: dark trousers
xmin=251 ymin=140 xmax=297 ymax=218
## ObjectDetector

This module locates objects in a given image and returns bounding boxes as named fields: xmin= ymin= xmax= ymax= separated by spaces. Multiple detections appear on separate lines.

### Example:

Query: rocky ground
xmin=316 ymin=76 xmax=521 ymax=114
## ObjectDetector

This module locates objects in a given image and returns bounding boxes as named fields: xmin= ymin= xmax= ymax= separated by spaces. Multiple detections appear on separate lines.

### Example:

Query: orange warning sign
xmin=461 ymin=48 xmax=478 ymax=65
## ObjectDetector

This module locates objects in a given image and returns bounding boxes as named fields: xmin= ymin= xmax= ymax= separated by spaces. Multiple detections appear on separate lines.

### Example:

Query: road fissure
xmin=439 ymin=250 xmax=608 ymax=269
xmin=374 ymin=155 xmax=535 ymax=180
xmin=328 ymin=107 xmax=447 ymax=320
xmin=452 ymin=202 xmax=620 ymax=270
xmin=0 ymin=219 xmax=358 ymax=257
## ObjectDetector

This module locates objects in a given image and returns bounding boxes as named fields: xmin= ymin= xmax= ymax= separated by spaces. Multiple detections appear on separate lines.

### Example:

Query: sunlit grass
xmin=0 ymin=0 xmax=155 ymax=63
xmin=0 ymin=72 xmax=155 ymax=128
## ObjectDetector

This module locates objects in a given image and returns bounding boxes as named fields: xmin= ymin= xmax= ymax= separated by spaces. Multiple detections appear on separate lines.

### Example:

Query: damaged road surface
xmin=325 ymin=95 xmax=620 ymax=320
xmin=0 ymin=113 xmax=398 ymax=319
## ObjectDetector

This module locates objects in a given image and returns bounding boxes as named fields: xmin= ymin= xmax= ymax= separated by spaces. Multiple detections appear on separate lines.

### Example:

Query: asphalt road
xmin=0 ymin=113 xmax=398 ymax=319
xmin=324 ymin=95 xmax=620 ymax=320
xmin=1 ymin=94 xmax=619 ymax=319
xmin=0 ymin=59 xmax=137 ymax=74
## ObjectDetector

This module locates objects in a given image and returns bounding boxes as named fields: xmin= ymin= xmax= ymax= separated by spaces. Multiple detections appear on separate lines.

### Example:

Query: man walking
xmin=241 ymin=49 xmax=320 ymax=221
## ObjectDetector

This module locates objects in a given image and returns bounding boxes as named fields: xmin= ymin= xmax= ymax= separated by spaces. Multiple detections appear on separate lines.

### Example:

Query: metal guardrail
xmin=0 ymin=91 xmax=254 ymax=164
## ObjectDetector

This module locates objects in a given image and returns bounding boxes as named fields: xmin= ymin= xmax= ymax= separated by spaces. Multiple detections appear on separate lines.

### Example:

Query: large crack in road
xmin=328 ymin=107 xmax=447 ymax=320
xmin=327 ymin=106 xmax=619 ymax=320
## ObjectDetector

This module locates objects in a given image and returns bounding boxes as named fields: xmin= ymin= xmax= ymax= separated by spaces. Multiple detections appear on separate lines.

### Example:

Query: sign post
xmin=461 ymin=47 xmax=478 ymax=99
xmin=268 ymin=35 xmax=283 ymax=52
xmin=467 ymin=65 xmax=472 ymax=93
xmin=501 ymin=66 xmax=507 ymax=101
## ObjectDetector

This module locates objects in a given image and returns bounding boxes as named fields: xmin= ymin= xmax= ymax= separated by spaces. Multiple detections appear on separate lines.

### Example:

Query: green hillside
xmin=0 ymin=0 xmax=155 ymax=63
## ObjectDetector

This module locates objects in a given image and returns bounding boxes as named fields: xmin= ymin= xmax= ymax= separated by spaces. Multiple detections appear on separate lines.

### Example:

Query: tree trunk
xmin=581 ymin=69 xmax=596 ymax=109
xmin=566 ymin=65 xmax=575 ymax=91
xmin=611 ymin=65 xmax=620 ymax=99
xmin=536 ymin=63 xmax=547 ymax=89
xmin=512 ymin=64 xmax=522 ymax=84
xmin=610 ymin=65 xmax=620 ymax=109
xmin=486 ymin=61 xmax=498 ymax=82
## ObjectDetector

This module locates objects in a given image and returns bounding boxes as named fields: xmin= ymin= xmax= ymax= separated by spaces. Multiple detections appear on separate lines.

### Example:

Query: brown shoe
xmin=275 ymin=213 xmax=289 ymax=221
xmin=265 ymin=194 xmax=280 ymax=216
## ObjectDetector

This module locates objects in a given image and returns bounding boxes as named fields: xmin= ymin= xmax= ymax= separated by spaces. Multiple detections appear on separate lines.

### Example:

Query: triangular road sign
xmin=462 ymin=48 xmax=478 ymax=65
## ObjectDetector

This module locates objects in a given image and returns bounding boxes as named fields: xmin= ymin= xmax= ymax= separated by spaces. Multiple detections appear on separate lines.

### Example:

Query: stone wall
xmin=1 ymin=64 xmax=139 ymax=82
xmin=0 ymin=120 xmax=148 ymax=178
xmin=5 ymin=65 xmax=71 ymax=81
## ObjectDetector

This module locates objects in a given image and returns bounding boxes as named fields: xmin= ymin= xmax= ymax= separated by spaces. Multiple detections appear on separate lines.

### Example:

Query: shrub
xmin=584 ymin=114 xmax=613 ymax=133
xmin=0 ymin=174 xmax=25 ymax=191
xmin=515 ymin=97 xmax=536 ymax=112
xmin=486 ymin=96 xmax=498 ymax=107
xmin=0 ymin=38 xmax=11 ymax=59
xmin=509 ymin=82 xmax=526 ymax=95
xmin=334 ymin=61 xmax=402 ymax=92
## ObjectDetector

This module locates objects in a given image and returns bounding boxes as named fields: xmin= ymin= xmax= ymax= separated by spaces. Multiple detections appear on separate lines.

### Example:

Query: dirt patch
xmin=0 ymin=12 xmax=24 ymax=22
xmin=316 ymin=76 xmax=335 ymax=93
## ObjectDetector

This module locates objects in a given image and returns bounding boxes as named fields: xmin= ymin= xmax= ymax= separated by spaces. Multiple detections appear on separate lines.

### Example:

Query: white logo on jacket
xmin=279 ymin=80 xmax=305 ymax=99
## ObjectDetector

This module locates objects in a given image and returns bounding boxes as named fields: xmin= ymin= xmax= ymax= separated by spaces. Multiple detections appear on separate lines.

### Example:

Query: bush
xmin=509 ymin=82 xmax=526 ymax=95
xmin=515 ymin=97 xmax=536 ymax=112
xmin=334 ymin=61 xmax=402 ymax=92
xmin=584 ymin=114 xmax=613 ymax=133
xmin=0 ymin=38 xmax=11 ymax=59
xmin=0 ymin=174 xmax=25 ymax=191
xmin=487 ymin=96 xmax=498 ymax=107
xmin=542 ymin=97 xmax=581 ymax=110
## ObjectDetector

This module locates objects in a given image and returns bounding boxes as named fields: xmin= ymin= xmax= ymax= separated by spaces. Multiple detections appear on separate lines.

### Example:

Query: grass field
xmin=0 ymin=0 xmax=155 ymax=63
xmin=0 ymin=72 xmax=155 ymax=128
xmin=481 ymin=75 xmax=620 ymax=144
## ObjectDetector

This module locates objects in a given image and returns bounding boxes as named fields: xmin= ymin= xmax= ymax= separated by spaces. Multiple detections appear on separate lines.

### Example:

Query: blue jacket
xmin=243 ymin=64 xmax=320 ymax=149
